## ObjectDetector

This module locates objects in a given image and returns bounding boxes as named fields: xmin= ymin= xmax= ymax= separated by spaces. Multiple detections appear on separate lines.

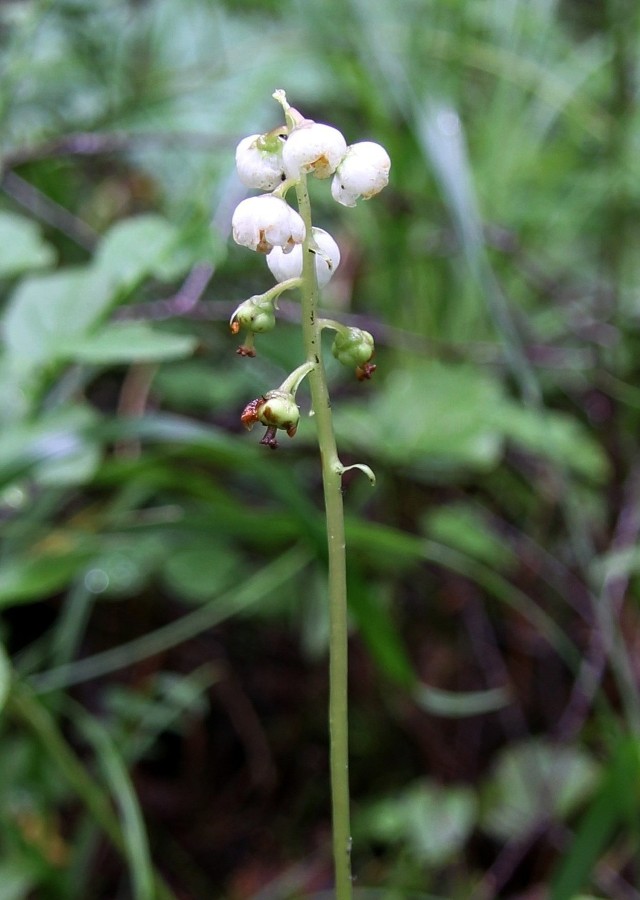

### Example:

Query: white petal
xmin=283 ymin=122 xmax=347 ymax=180
xmin=267 ymin=227 xmax=340 ymax=286
xmin=235 ymin=134 xmax=285 ymax=191
xmin=331 ymin=141 xmax=390 ymax=206
xmin=232 ymin=196 xmax=306 ymax=253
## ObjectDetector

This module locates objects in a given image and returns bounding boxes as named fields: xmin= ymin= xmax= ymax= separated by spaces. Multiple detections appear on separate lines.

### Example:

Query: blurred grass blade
xmin=413 ymin=100 xmax=541 ymax=406
xmin=71 ymin=704 xmax=154 ymax=900
xmin=346 ymin=519 xmax=579 ymax=667
xmin=31 ymin=545 xmax=311 ymax=692
xmin=0 ymin=641 xmax=11 ymax=714
xmin=550 ymin=736 xmax=640 ymax=899
xmin=123 ymin=665 xmax=219 ymax=765
xmin=7 ymin=680 xmax=176 ymax=900
xmin=414 ymin=684 xmax=511 ymax=718
xmin=347 ymin=567 xmax=415 ymax=689
xmin=349 ymin=0 xmax=540 ymax=403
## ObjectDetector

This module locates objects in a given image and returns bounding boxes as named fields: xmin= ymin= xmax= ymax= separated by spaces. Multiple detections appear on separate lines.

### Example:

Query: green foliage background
xmin=1 ymin=0 xmax=640 ymax=897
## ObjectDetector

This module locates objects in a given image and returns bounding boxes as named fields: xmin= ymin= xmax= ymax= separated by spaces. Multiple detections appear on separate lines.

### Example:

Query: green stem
xmin=317 ymin=317 xmax=346 ymax=333
xmin=259 ymin=276 xmax=302 ymax=304
xmin=295 ymin=174 xmax=353 ymax=899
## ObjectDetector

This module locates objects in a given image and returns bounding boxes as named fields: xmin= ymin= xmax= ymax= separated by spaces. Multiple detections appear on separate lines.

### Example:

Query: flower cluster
xmin=230 ymin=89 xmax=390 ymax=447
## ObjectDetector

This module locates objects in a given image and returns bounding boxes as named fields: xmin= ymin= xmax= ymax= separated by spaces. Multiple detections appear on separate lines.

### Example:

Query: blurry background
xmin=1 ymin=0 xmax=640 ymax=897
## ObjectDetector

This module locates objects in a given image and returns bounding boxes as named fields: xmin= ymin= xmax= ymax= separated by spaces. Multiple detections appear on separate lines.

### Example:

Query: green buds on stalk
xmin=231 ymin=295 xmax=276 ymax=333
xmin=331 ymin=327 xmax=376 ymax=380
xmin=230 ymin=278 xmax=302 ymax=356
xmin=230 ymin=294 xmax=277 ymax=356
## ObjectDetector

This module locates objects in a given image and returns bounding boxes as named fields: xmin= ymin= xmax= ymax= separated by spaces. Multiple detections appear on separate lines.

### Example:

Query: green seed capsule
xmin=257 ymin=390 xmax=300 ymax=437
xmin=232 ymin=296 xmax=276 ymax=334
xmin=331 ymin=327 xmax=375 ymax=368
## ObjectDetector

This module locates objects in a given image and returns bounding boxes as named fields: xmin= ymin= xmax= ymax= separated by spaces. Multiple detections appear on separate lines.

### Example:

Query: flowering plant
xmin=229 ymin=90 xmax=389 ymax=897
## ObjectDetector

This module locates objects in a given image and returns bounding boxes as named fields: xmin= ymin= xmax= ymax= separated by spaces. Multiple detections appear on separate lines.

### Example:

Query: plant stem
xmin=295 ymin=175 xmax=353 ymax=899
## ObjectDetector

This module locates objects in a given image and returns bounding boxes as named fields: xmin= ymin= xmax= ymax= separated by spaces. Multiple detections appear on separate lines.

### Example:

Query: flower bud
xmin=283 ymin=122 xmax=347 ymax=180
xmin=267 ymin=227 xmax=341 ymax=287
xmin=235 ymin=131 xmax=286 ymax=191
xmin=331 ymin=141 xmax=391 ymax=207
xmin=230 ymin=295 xmax=276 ymax=335
xmin=332 ymin=327 xmax=376 ymax=379
xmin=232 ymin=195 xmax=306 ymax=254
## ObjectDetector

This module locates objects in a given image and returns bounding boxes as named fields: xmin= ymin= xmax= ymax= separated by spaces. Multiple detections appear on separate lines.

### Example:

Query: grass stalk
xmin=7 ymin=679 xmax=176 ymax=900
xmin=294 ymin=174 xmax=353 ymax=899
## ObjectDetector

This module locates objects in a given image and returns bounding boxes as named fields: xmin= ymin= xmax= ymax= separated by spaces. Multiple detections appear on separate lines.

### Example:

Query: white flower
xmin=331 ymin=141 xmax=391 ymax=207
xmin=267 ymin=227 xmax=341 ymax=287
xmin=232 ymin=195 xmax=306 ymax=254
xmin=282 ymin=122 xmax=347 ymax=180
xmin=235 ymin=133 xmax=285 ymax=191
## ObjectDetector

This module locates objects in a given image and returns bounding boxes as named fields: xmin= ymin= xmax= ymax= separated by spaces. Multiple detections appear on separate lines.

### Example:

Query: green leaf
xmin=496 ymin=405 xmax=610 ymax=483
xmin=335 ymin=365 xmax=504 ymax=474
xmin=0 ymin=404 xmax=101 ymax=487
xmin=85 ymin=535 xmax=169 ymax=599
xmin=0 ymin=212 xmax=56 ymax=278
xmin=3 ymin=268 xmax=110 ymax=371
xmin=153 ymin=360 xmax=255 ymax=411
xmin=422 ymin=503 xmax=515 ymax=570
xmin=0 ymin=861 xmax=37 ymax=900
xmin=92 ymin=215 xmax=188 ymax=294
xmin=66 ymin=321 xmax=196 ymax=364
xmin=480 ymin=739 xmax=600 ymax=841
xmin=2 ymin=218 xmax=199 ymax=375
xmin=162 ymin=540 xmax=242 ymax=603
xmin=550 ymin=738 xmax=640 ymax=900
xmin=336 ymin=363 xmax=608 ymax=482
xmin=0 ymin=551 xmax=91 ymax=608
xmin=356 ymin=780 xmax=477 ymax=865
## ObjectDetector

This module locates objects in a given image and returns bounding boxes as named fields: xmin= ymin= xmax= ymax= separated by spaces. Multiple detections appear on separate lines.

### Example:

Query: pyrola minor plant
xmin=230 ymin=90 xmax=390 ymax=898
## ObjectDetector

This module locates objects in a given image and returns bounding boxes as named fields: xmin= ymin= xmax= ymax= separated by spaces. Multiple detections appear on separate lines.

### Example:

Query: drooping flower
xmin=283 ymin=122 xmax=347 ymax=180
xmin=232 ymin=195 xmax=305 ymax=254
xmin=235 ymin=130 xmax=286 ymax=191
xmin=331 ymin=141 xmax=391 ymax=207
xmin=267 ymin=227 xmax=341 ymax=287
